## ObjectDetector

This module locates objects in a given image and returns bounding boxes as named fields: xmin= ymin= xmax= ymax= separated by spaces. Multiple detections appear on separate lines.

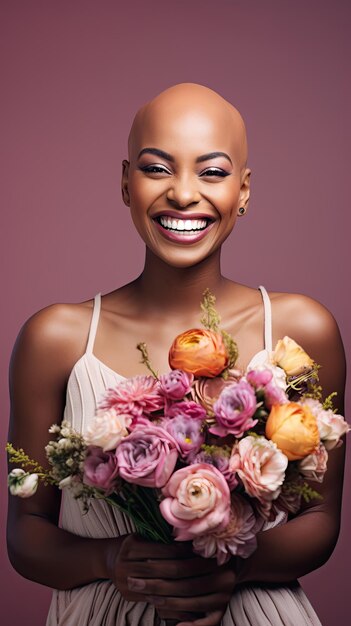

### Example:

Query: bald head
xmin=127 ymin=83 xmax=248 ymax=170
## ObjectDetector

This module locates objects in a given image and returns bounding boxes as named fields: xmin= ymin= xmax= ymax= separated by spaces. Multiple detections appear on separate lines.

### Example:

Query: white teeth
xmin=159 ymin=216 xmax=209 ymax=232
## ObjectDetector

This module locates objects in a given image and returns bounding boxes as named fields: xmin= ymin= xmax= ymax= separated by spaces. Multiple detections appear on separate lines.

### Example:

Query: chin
xmin=152 ymin=247 xmax=219 ymax=270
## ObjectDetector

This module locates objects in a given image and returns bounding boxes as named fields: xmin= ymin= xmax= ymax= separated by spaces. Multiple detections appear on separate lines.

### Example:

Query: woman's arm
xmin=6 ymin=305 xmax=124 ymax=590
xmin=233 ymin=293 xmax=347 ymax=585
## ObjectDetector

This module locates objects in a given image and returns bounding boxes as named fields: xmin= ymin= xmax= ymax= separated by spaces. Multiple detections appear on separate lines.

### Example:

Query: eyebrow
xmin=137 ymin=147 xmax=232 ymax=165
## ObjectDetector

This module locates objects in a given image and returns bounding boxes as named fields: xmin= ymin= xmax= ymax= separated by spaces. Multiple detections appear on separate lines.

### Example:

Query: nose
xmin=166 ymin=173 xmax=201 ymax=208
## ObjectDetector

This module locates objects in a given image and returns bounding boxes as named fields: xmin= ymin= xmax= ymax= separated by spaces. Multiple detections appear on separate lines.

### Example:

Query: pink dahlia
xmin=192 ymin=493 xmax=262 ymax=564
xmin=98 ymin=375 xmax=164 ymax=417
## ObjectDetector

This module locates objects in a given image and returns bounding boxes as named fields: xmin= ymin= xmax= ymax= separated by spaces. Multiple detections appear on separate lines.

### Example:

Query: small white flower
xmin=49 ymin=424 xmax=61 ymax=434
xmin=58 ymin=476 xmax=72 ymax=489
xmin=57 ymin=437 xmax=72 ymax=449
xmin=8 ymin=469 xmax=39 ymax=498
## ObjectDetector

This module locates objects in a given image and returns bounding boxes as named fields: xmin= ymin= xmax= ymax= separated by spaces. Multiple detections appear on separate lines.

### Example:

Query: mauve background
xmin=1 ymin=0 xmax=350 ymax=624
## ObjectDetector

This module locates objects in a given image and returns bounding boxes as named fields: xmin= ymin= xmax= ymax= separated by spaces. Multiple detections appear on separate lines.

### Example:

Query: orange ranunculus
xmin=265 ymin=402 xmax=320 ymax=461
xmin=272 ymin=336 xmax=314 ymax=377
xmin=169 ymin=328 xmax=228 ymax=378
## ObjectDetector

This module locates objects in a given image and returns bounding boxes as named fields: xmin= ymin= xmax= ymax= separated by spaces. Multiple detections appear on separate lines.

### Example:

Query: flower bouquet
xmin=7 ymin=290 xmax=350 ymax=566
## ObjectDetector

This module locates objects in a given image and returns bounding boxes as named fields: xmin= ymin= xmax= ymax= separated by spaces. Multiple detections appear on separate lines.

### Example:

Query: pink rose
xmin=246 ymin=367 xmax=288 ymax=410
xmin=299 ymin=443 xmax=328 ymax=482
xmin=230 ymin=435 xmax=288 ymax=502
xmin=165 ymin=400 xmax=207 ymax=421
xmin=162 ymin=416 xmax=205 ymax=459
xmin=193 ymin=493 xmax=262 ymax=564
xmin=246 ymin=368 xmax=273 ymax=388
xmin=160 ymin=463 xmax=230 ymax=540
xmin=159 ymin=370 xmax=194 ymax=400
xmin=263 ymin=381 xmax=288 ymax=410
xmin=210 ymin=380 xmax=258 ymax=437
xmin=83 ymin=446 xmax=119 ymax=494
xmin=116 ymin=425 xmax=178 ymax=488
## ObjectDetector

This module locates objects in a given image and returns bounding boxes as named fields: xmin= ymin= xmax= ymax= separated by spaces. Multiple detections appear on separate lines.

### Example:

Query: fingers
xmin=123 ymin=555 xmax=219 ymax=579
xmin=177 ymin=610 xmax=224 ymax=626
xmin=127 ymin=571 xmax=227 ymax=596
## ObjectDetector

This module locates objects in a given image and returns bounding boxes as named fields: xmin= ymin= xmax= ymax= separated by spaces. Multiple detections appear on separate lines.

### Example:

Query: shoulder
xmin=10 ymin=297 xmax=96 ymax=385
xmin=269 ymin=290 xmax=339 ymax=342
xmin=268 ymin=290 xmax=342 ymax=344
xmin=269 ymin=290 xmax=346 ymax=404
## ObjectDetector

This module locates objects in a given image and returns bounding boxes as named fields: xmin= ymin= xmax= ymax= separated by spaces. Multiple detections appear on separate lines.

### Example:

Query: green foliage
xmin=323 ymin=391 xmax=338 ymax=412
xmin=200 ymin=443 xmax=232 ymax=458
xmin=283 ymin=479 xmax=323 ymax=503
xmin=221 ymin=330 xmax=239 ymax=369
xmin=200 ymin=288 xmax=221 ymax=331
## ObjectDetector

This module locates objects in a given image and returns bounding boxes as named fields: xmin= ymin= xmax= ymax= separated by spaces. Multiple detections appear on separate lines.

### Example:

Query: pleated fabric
xmin=46 ymin=289 xmax=323 ymax=625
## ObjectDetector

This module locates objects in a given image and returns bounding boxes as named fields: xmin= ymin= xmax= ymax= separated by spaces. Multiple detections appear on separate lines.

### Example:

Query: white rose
xmin=8 ymin=469 xmax=39 ymax=498
xmin=301 ymin=398 xmax=350 ymax=450
xmin=317 ymin=411 xmax=350 ymax=450
xmin=85 ymin=408 xmax=131 ymax=451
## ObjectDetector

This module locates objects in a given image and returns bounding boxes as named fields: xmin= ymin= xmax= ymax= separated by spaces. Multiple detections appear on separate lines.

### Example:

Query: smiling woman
xmin=121 ymin=86 xmax=250 ymax=270
xmin=7 ymin=83 xmax=346 ymax=626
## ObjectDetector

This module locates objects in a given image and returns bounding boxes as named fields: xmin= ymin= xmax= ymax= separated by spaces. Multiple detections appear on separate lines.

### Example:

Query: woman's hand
xmin=108 ymin=534 xmax=236 ymax=625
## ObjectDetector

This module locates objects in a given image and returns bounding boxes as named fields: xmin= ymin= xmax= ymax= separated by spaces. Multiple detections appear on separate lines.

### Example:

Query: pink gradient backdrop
xmin=1 ymin=1 xmax=350 ymax=623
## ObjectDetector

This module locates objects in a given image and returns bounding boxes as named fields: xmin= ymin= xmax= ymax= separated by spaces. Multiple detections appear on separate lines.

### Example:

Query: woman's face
xmin=122 ymin=96 xmax=251 ymax=268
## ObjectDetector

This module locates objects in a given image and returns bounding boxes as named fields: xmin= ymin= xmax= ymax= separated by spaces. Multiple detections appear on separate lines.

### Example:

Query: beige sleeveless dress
xmin=46 ymin=286 xmax=323 ymax=625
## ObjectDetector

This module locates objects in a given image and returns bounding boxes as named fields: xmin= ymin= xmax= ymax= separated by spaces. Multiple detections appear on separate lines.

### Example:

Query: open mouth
xmin=155 ymin=216 xmax=212 ymax=235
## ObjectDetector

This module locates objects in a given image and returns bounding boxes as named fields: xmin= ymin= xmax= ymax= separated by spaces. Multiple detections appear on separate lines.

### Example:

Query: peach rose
xmin=169 ymin=328 xmax=228 ymax=378
xmin=265 ymin=402 xmax=319 ymax=461
xmin=272 ymin=336 xmax=314 ymax=377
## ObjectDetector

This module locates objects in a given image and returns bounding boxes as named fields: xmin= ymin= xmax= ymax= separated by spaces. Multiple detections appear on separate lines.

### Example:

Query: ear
xmin=237 ymin=168 xmax=251 ymax=212
xmin=121 ymin=159 xmax=130 ymax=206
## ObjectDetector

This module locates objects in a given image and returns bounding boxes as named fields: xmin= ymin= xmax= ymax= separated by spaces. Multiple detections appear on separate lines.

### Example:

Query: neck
xmin=134 ymin=248 xmax=229 ymax=314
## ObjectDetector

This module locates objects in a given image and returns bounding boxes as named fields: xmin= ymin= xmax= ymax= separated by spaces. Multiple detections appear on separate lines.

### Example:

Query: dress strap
xmin=258 ymin=285 xmax=273 ymax=353
xmin=86 ymin=292 xmax=102 ymax=354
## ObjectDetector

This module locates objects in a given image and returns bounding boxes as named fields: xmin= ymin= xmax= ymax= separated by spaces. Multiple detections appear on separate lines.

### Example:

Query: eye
xmin=200 ymin=168 xmax=230 ymax=178
xmin=139 ymin=165 xmax=171 ymax=175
